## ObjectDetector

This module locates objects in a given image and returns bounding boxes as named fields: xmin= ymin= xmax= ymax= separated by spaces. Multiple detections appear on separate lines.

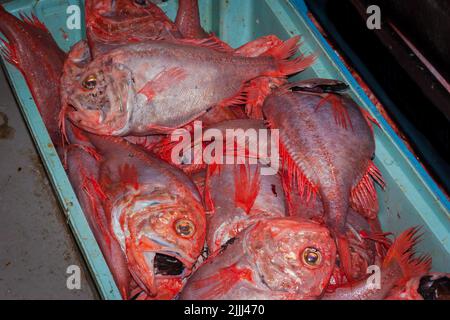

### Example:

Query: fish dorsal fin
xmin=234 ymin=164 xmax=261 ymax=214
xmin=175 ymin=35 xmax=234 ymax=54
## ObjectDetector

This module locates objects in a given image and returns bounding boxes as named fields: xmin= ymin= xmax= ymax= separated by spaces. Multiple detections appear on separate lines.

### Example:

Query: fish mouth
xmin=154 ymin=253 xmax=186 ymax=276
xmin=144 ymin=250 xmax=188 ymax=278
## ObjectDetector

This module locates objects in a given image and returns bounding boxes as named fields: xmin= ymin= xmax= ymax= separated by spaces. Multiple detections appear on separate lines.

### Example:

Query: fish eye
xmin=174 ymin=219 xmax=195 ymax=238
xmin=302 ymin=247 xmax=322 ymax=267
xmin=82 ymin=75 xmax=97 ymax=90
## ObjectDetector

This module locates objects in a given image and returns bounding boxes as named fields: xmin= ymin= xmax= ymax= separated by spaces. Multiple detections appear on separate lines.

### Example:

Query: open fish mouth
xmin=144 ymin=251 xmax=187 ymax=278
xmin=154 ymin=253 xmax=186 ymax=276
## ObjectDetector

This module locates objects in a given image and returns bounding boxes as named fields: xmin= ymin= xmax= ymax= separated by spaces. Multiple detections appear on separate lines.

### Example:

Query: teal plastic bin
xmin=1 ymin=0 xmax=448 ymax=299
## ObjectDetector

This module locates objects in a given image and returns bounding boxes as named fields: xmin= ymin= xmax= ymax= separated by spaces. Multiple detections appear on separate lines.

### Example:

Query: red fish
xmin=322 ymin=227 xmax=431 ymax=300
xmin=65 ymin=123 xmax=133 ymax=298
xmin=0 ymin=6 xmax=66 ymax=152
xmin=67 ymin=128 xmax=206 ymax=300
xmin=180 ymin=218 xmax=336 ymax=300
xmin=63 ymin=36 xmax=314 ymax=136
xmin=263 ymin=80 xmax=384 ymax=280
xmin=85 ymin=0 xmax=181 ymax=56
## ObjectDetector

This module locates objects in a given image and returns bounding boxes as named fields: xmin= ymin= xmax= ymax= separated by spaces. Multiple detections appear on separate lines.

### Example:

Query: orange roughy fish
xmin=62 ymin=36 xmax=314 ymax=136
xmin=263 ymin=80 xmax=384 ymax=280
xmin=180 ymin=218 xmax=337 ymax=300
xmin=67 ymin=128 xmax=206 ymax=300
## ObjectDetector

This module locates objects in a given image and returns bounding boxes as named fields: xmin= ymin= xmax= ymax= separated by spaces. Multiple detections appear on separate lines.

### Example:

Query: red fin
xmin=176 ymin=35 xmax=234 ymax=53
xmin=263 ymin=36 xmax=316 ymax=77
xmin=234 ymin=164 xmax=261 ymax=214
xmin=217 ymin=84 xmax=248 ymax=109
xmin=360 ymin=229 xmax=392 ymax=259
xmin=118 ymin=164 xmax=139 ymax=190
xmin=19 ymin=12 xmax=48 ymax=32
xmin=235 ymin=35 xmax=284 ymax=57
xmin=191 ymin=263 xmax=253 ymax=299
xmin=138 ymin=67 xmax=186 ymax=101
xmin=204 ymin=163 xmax=223 ymax=213
xmin=80 ymin=170 xmax=110 ymax=245
xmin=359 ymin=107 xmax=380 ymax=133
xmin=383 ymin=227 xmax=432 ymax=285
xmin=58 ymin=105 xmax=69 ymax=146
xmin=315 ymin=93 xmax=353 ymax=130
xmin=350 ymin=161 xmax=385 ymax=219
xmin=86 ymin=175 xmax=108 ymax=201
xmin=0 ymin=38 xmax=18 ymax=66
xmin=276 ymin=139 xmax=318 ymax=203
xmin=336 ymin=235 xmax=355 ymax=283
xmin=245 ymin=77 xmax=286 ymax=119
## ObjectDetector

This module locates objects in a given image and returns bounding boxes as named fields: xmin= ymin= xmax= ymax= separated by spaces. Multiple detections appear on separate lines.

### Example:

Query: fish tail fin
xmin=263 ymin=36 xmax=316 ymax=77
xmin=383 ymin=227 xmax=432 ymax=285
xmin=234 ymin=164 xmax=261 ymax=214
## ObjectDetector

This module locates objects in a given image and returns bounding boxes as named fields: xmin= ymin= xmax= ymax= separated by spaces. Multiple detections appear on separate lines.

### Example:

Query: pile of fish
xmin=1 ymin=0 xmax=448 ymax=300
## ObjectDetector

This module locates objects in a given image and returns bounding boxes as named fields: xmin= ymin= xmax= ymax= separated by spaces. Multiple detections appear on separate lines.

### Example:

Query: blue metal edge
xmin=289 ymin=0 xmax=450 ymax=213
xmin=1 ymin=1 xmax=121 ymax=300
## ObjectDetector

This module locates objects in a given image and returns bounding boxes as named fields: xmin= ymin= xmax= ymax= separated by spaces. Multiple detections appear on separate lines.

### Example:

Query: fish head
xmin=112 ymin=189 xmax=206 ymax=299
xmin=65 ymin=56 xmax=135 ymax=136
xmin=247 ymin=218 xmax=336 ymax=298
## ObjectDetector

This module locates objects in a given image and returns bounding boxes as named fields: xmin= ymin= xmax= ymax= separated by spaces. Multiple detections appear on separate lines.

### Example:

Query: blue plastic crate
xmin=1 ymin=0 xmax=448 ymax=299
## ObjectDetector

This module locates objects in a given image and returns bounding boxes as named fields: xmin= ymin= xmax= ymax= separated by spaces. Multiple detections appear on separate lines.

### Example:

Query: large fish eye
xmin=174 ymin=219 xmax=195 ymax=238
xmin=82 ymin=75 xmax=97 ymax=90
xmin=302 ymin=247 xmax=322 ymax=267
